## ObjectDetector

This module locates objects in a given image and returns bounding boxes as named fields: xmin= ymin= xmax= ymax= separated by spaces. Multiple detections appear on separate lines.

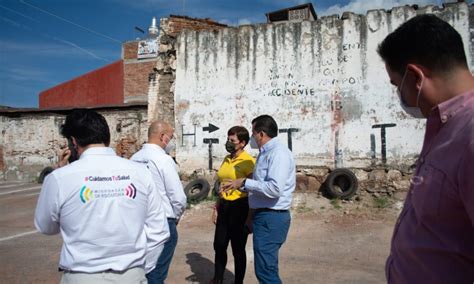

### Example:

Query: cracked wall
xmin=174 ymin=2 xmax=473 ymax=173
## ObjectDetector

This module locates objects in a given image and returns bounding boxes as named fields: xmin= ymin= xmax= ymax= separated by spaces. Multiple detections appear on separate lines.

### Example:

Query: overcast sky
xmin=0 ymin=0 xmax=442 ymax=107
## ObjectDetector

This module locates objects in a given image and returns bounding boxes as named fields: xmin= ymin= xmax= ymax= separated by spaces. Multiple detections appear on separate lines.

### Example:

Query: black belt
xmin=255 ymin=208 xmax=288 ymax=213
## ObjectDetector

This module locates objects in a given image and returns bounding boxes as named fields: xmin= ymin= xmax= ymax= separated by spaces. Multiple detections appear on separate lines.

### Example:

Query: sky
xmin=0 ymin=0 xmax=443 ymax=108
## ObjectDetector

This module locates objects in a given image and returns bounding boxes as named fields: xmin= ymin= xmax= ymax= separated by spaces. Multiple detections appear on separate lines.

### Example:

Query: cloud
xmin=4 ymin=68 xmax=51 ymax=82
xmin=0 ymin=40 xmax=90 ymax=58
xmin=238 ymin=18 xmax=252 ymax=26
xmin=319 ymin=0 xmax=440 ymax=16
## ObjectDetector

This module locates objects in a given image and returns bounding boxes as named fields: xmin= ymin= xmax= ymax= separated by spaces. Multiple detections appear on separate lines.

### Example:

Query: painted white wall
xmin=174 ymin=3 xmax=472 ymax=172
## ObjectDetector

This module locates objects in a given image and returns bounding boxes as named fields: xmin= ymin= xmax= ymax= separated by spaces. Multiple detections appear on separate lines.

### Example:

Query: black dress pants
xmin=213 ymin=197 xmax=249 ymax=284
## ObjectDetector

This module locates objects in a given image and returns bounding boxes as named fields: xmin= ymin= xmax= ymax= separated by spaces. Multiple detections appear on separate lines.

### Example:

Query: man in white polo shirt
xmin=35 ymin=109 xmax=170 ymax=283
xmin=131 ymin=121 xmax=187 ymax=284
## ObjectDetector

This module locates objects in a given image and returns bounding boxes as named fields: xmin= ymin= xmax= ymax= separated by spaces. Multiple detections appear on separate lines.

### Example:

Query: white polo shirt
xmin=131 ymin=144 xmax=187 ymax=220
xmin=34 ymin=147 xmax=170 ymax=273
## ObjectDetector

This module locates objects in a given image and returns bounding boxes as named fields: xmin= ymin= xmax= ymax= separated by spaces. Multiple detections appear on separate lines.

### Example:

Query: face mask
xmin=225 ymin=140 xmax=237 ymax=153
xmin=397 ymin=69 xmax=424 ymax=119
xmin=67 ymin=138 xmax=79 ymax=163
xmin=250 ymin=135 xmax=258 ymax=149
xmin=164 ymin=136 xmax=176 ymax=154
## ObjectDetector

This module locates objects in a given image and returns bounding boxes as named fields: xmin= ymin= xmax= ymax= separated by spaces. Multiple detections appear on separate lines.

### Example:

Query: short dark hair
xmin=61 ymin=109 xmax=111 ymax=147
xmin=227 ymin=126 xmax=250 ymax=146
xmin=377 ymin=14 xmax=468 ymax=75
xmin=252 ymin=115 xmax=278 ymax=138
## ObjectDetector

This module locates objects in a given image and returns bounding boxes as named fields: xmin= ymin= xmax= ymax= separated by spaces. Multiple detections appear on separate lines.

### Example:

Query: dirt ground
xmin=0 ymin=182 xmax=398 ymax=284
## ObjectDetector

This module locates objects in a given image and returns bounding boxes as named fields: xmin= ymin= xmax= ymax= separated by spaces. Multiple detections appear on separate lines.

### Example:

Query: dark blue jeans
xmin=253 ymin=210 xmax=291 ymax=284
xmin=146 ymin=218 xmax=178 ymax=284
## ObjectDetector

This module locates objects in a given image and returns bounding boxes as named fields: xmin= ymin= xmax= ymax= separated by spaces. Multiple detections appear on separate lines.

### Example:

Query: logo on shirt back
xmin=79 ymin=183 xmax=137 ymax=203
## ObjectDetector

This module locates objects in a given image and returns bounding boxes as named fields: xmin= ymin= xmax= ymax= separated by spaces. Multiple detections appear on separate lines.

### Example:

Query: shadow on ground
xmin=185 ymin=252 xmax=234 ymax=283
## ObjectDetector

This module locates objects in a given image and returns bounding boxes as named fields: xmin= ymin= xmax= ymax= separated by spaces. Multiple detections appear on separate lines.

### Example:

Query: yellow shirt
xmin=217 ymin=150 xmax=255 ymax=201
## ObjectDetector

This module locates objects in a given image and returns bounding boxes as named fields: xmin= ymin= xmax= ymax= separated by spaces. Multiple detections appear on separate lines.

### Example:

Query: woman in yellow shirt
xmin=211 ymin=126 xmax=255 ymax=284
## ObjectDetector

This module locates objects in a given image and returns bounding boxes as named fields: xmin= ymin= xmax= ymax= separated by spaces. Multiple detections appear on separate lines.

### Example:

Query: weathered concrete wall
xmin=174 ymin=2 xmax=473 ymax=173
xmin=0 ymin=106 xmax=147 ymax=182
xmin=147 ymin=16 xmax=228 ymax=124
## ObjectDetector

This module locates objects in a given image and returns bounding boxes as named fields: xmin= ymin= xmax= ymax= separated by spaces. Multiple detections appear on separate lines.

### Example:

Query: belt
xmin=60 ymin=266 xmax=143 ymax=274
xmin=254 ymin=208 xmax=289 ymax=213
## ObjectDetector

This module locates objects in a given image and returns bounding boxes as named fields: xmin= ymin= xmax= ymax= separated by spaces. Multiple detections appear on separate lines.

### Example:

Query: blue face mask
xmin=397 ymin=68 xmax=425 ymax=119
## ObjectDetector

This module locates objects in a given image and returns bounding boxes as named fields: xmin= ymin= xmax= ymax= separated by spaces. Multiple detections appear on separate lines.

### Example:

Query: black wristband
xmin=241 ymin=178 xmax=247 ymax=191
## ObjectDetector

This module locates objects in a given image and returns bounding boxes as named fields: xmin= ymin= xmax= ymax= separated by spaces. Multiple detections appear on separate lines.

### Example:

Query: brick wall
xmin=123 ymin=61 xmax=156 ymax=103
xmin=161 ymin=15 xmax=227 ymax=36
xmin=122 ymin=41 xmax=139 ymax=61
xmin=39 ymin=60 xmax=124 ymax=109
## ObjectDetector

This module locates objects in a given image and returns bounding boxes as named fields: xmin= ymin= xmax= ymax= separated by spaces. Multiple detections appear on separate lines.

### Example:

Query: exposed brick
xmin=123 ymin=42 xmax=139 ymax=60
xmin=123 ymin=61 xmax=156 ymax=102
xmin=115 ymin=137 xmax=138 ymax=159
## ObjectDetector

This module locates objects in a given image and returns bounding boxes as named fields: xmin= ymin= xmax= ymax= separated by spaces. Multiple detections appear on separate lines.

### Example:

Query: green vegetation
xmin=330 ymin=198 xmax=342 ymax=209
xmin=373 ymin=196 xmax=391 ymax=209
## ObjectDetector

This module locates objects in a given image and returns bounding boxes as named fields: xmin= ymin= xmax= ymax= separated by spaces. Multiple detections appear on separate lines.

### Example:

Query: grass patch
xmin=295 ymin=205 xmax=313 ymax=214
xmin=186 ymin=195 xmax=218 ymax=209
xmin=373 ymin=196 xmax=391 ymax=209
xmin=330 ymin=198 xmax=342 ymax=209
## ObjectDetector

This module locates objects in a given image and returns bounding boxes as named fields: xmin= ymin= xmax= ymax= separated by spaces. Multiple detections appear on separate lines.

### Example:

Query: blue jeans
xmin=146 ymin=218 xmax=178 ymax=284
xmin=253 ymin=210 xmax=291 ymax=284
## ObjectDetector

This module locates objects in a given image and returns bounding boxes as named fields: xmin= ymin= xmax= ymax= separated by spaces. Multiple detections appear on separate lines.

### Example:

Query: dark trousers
xmin=213 ymin=198 xmax=249 ymax=284
xmin=147 ymin=218 xmax=178 ymax=284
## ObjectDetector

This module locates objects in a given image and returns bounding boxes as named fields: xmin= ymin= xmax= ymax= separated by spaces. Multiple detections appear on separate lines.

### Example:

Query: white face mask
xmin=164 ymin=135 xmax=176 ymax=154
xmin=249 ymin=135 xmax=258 ymax=149
xmin=397 ymin=68 xmax=424 ymax=119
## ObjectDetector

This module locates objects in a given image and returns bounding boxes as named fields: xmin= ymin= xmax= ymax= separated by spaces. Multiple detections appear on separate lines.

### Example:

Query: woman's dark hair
xmin=61 ymin=109 xmax=111 ymax=147
xmin=251 ymin=115 xmax=278 ymax=138
xmin=377 ymin=14 xmax=468 ymax=75
xmin=228 ymin=126 xmax=250 ymax=146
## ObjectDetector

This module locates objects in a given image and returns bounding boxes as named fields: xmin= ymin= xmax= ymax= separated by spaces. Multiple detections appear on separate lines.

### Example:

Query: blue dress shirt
xmin=244 ymin=138 xmax=296 ymax=210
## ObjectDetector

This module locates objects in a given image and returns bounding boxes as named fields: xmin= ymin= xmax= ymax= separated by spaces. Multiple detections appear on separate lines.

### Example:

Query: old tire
xmin=323 ymin=168 xmax=358 ymax=200
xmin=38 ymin=166 xmax=54 ymax=184
xmin=213 ymin=180 xmax=221 ymax=196
xmin=184 ymin=178 xmax=210 ymax=201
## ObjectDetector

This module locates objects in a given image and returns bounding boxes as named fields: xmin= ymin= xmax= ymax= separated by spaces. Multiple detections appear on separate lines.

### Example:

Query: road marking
xmin=0 ymin=230 xmax=38 ymax=242
xmin=0 ymin=186 xmax=42 ymax=196
xmin=0 ymin=183 xmax=27 ymax=189
xmin=24 ymin=192 xmax=40 ymax=197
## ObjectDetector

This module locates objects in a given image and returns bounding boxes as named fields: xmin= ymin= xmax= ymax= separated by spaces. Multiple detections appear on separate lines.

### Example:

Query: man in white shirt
xmin=35 ymin=109 xmax=170 ymax=284
xmin=131 ymin=121 xmax=187 ymax=284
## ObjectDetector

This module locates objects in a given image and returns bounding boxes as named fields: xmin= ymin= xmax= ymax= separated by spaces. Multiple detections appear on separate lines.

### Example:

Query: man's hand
xmin=245 ymin=217 xmax=253 ymax=234
xmin=245 ymin=209 xmax=254 ymax=234
xmin=211 ymin=206 xmax=218 ymax=224
xmin=221 ymin=178 xmax=245 ymax=194
xmin=56 ymin=148 xmax=71 ymax=168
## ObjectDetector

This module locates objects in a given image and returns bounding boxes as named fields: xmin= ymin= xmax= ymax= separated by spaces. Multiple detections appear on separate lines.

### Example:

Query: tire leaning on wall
xmin=184 ymin=178 xmax=210 ymax=202
xmin=322 ymin=168 xmax=358 ymax=200
xmin=38 ymin=166 xmax=54 ymax=184
xmin=212 ymin=180 xmax=221 ymax=197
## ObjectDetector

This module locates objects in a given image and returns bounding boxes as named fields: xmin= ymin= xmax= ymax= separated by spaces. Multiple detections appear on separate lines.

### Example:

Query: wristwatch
xmin=240 ymin=178 xmax=247 ymax=191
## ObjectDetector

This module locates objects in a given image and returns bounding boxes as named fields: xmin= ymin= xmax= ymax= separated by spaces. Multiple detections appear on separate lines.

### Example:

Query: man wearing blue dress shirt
xmin=222 ymin=114 xmax=296 ymax=284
